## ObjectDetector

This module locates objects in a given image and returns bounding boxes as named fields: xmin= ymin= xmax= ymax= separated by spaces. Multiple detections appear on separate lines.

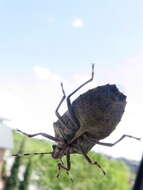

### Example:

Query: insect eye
xmin=52 ymin=144 xmax=57 ymax=150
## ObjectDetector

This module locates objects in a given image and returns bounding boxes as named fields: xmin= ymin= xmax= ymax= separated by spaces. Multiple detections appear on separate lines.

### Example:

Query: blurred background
xmin=0 ymin=0 xmax=143 ymax=189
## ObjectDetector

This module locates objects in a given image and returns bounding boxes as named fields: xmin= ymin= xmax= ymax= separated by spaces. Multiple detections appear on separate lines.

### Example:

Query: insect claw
xmin=56 ymin=173 xmax=60 ymax=178
xmin=127 ymin=135 xmax=142 ymax=141
xmin=93 ymin=161 xmax=106 ymax=176
xmin=91 ymin=63 xmax=95 ymax=78
xmin=56 ymin=163 xmax=61 ymax=178
xmin=12 ymin=154 xmax=17 ymax=156
xmin=60 ymin=82 xmax=66 ymax=96
xmin=16 ymin=128 xmax=24 ymax=134
xmin=60 ymin=82 xmax=63 ymax=87
xmin=16 ymin=129 xmax=32 ymax=137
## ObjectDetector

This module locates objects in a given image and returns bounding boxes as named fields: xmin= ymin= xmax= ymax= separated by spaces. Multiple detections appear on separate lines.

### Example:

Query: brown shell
xmin=72 ymin=84 xmax=126 ymax=140
xmin=53 ymin=84 xmax=126 ymax=143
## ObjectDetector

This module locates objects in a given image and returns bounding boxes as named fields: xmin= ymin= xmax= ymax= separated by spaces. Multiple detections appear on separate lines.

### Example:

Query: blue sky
xmin=0 ymin=0 xmax=143 ymax=75
xmin=0 ymin=0 xmax=143 ymax=160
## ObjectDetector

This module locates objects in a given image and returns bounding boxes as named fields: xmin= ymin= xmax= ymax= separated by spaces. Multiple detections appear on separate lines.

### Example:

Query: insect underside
xmin=14 ymin=64 xmax=141 ymax=177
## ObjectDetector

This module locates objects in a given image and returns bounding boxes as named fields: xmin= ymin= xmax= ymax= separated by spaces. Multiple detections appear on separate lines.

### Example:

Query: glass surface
xmin=0 ymin=1 xmax=142 ymax=189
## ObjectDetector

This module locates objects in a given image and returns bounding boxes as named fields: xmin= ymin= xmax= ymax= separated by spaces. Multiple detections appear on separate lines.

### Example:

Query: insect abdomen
xmin=53 ymin=84 xmax=126 ymax=143
xmin=72 ymin=84 xmax=126 ymax=140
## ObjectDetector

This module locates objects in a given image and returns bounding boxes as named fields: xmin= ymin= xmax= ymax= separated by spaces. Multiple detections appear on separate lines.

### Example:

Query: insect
xmin=14 ymin=64 xmax=141 ymax=176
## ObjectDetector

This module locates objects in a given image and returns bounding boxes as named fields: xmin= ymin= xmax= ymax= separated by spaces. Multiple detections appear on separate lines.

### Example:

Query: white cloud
xmin=0 ymin=78 xmax=63 ymax=137
xmin=0 ymin=66 xmax=66 ymax=139
xmin=72 ymin=18 xmax=84 ymax=28
xmin=33 ymin=66 xmax=62 ymax=82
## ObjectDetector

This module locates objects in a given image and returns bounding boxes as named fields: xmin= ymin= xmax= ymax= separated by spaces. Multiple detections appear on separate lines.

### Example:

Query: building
xmin=0 ymin=118 xmax=13 ymax=189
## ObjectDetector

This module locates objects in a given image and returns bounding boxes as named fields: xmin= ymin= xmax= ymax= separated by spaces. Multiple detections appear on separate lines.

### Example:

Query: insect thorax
xmin=53 ymin=111 xmax=79 ymax=142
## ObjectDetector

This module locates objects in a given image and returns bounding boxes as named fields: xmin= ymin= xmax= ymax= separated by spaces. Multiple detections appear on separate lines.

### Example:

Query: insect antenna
xmin=12 ymin=152 xmax=52 ymax=157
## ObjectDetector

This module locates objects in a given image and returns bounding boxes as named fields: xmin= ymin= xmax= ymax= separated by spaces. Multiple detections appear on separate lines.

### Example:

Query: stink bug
xmin=14 ymin=64 xmax=141 ymax=176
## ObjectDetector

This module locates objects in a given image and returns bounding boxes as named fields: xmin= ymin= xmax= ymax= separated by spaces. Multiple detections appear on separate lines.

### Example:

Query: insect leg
xmin=55 ymin=82 xmax=66 ymax=121
xmin=96 ymin=134 xmax=141 ymax=147
xmin=17 ymin=129 xmax=61 ymax=142
xmin=12 ymin=152 xmax=52 ymax=157
xmin=67 ymin=64 xmax=94 ymax=126
xmin=83 ymin=153 xmax=106 ymax=175
xmin=79 ymin=144 xmax=106 ymax=175
xmin=55 ymin=83 xmax=69 ymax=139
xmin=56 ymin=149 xmax=71 ymax=178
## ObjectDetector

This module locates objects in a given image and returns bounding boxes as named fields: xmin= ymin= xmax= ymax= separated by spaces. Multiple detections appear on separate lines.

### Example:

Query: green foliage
xmin=19 ymin=158 xmax=32 ymax=190
xmin=0 ymin=160 xmax=7 ymax=181
xmin=4 ymin=137 xmax=25 ymax=190
xmin=12 ymin=131 xmax=132 ymax=190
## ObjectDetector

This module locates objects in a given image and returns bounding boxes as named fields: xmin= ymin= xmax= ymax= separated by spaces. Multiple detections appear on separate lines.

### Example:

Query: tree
xmin=0 ymin=160 xmax=7 ymax=181
xmin=19 ymin=158 xmax=32 ymax=190
xmin=4 ymin=138 xmax=25 ymax=190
